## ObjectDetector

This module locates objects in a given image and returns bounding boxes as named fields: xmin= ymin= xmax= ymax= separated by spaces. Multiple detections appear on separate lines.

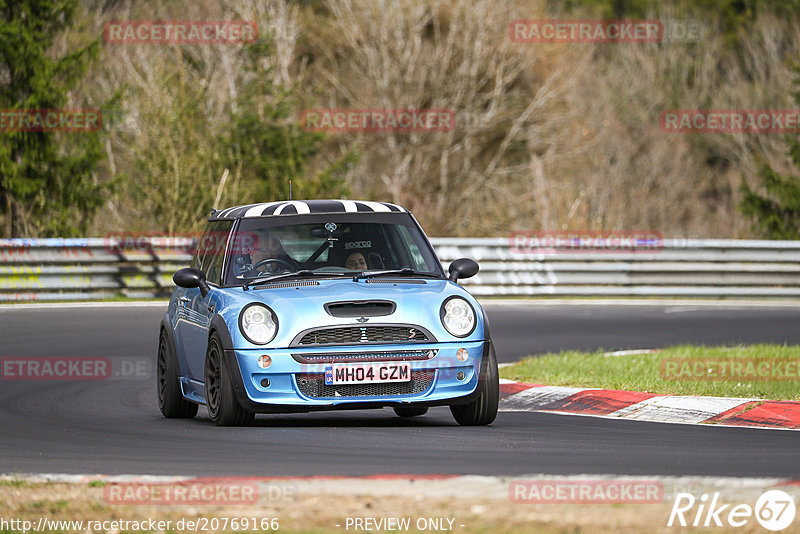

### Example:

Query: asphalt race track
xmin=487 ymin=301 xmax=800 ymax=359
xmin=1 ymin=301 xmax=799 ymax=478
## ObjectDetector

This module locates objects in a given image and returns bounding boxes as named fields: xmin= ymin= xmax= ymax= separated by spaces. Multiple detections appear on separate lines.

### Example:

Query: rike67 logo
xmin=668 ymin=490 xmax=796 ymax=531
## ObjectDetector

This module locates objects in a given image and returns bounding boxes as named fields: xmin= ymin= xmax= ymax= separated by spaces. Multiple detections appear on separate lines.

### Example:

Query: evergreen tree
xmin=124 ymin=34 xmax=352 ymax=234
xmin=741 ymin=156 xmax=800 ymax=239
xmin=740 ymin=64 xmax=800 ymax=239
xmin=223 ymin=39 xmax=353 ymax=203
xmin=0 ymin=0 xmax=110 ymax=237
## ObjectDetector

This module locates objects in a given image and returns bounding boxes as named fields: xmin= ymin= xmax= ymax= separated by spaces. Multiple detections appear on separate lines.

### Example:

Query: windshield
xmin=222 ymin=214 xmax=444 ymax=285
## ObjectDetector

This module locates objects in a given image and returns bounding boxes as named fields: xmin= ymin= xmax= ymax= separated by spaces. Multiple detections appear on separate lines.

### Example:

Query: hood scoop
xmin=324 ymin=300 xmax=396 ymax=318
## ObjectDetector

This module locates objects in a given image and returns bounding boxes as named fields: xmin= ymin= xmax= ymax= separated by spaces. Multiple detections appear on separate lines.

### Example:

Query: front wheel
xmin=205 ymin=333 xmax=254 ymax=426
xmin=449 ymin=344 xmax=499 ymax=426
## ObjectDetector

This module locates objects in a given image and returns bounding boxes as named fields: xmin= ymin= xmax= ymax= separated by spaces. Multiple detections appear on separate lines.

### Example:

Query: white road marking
xmin=608 ymin=395 xmax=757 ymax=424
xmin=500 ymin=385 xmax=585 ymax=412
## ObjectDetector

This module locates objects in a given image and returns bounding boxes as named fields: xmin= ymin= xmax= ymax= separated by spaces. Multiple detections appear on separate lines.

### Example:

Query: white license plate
xmin=324 ymin=362 xmax=411 ymax=385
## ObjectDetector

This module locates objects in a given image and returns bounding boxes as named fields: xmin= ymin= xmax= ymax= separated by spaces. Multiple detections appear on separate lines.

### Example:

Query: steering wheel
xmin=252 ymin=258 xmax=296 ymax=273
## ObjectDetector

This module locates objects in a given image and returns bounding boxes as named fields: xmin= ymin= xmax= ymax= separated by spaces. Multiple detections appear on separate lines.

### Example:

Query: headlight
xmin=239 ymin=304 xmax=278 ymax=345
xmin=440 ymin=296 xmax=476 ymax=337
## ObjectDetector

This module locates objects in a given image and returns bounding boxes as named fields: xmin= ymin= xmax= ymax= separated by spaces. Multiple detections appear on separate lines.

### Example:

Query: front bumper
xmin=221 ymin=341 xmax=489 ymax=413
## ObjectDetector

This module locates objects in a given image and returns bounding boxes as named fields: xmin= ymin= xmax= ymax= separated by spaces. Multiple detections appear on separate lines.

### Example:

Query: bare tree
xmin=74 ymin=0 xmax=800 ymax=238
xmin=299 ymin=0 xmax=584 ymax=235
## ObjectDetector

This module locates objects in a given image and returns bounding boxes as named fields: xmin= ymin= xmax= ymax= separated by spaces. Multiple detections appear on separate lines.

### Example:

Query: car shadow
xmin=194 ymin=406 xmax=462 ymax=428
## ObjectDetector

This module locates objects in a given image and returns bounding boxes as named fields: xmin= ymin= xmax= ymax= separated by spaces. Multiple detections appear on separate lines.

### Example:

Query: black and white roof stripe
xmin=210 ymin=199 xmax=407 ymax=220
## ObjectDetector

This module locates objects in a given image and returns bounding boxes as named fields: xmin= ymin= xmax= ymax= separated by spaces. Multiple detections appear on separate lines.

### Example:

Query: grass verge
xmin=499 ymin=344 xmax=800 ymax=400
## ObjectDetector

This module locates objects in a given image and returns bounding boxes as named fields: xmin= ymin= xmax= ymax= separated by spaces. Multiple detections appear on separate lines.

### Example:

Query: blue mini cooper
xmin=157 ymin=199 xmax=498 ymax=426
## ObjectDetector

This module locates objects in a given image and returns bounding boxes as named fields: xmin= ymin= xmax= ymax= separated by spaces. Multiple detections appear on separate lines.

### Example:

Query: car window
xmin=225 ymin=215 xmax=443 ymax=284
xmin=396 ymin=225 xmax=431 ymax=271
xmin=271 ymin=225 xmax=330 ymax=262
xmin=192 ymin=221 xmax=232 ymax=285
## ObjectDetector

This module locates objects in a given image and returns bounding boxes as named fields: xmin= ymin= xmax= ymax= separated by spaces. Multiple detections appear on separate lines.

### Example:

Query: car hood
xmin=215 ymin=277 xmax=485 ymax=349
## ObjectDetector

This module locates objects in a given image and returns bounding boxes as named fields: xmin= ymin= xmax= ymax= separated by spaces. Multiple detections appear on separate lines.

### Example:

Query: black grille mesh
xmin=297 ymin=326 xmax=428 ymax=346
xmin=292 ymin=350 xmax=436 ymax=364
xmin=295 ymin=370 xmax=434 ymax=398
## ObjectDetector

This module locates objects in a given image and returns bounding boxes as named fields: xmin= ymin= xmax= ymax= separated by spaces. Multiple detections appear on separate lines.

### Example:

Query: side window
xmin=190 ymin=228 xmax=210 ymax=271
xmin=193 ymin=222 xmax=232 ymax=285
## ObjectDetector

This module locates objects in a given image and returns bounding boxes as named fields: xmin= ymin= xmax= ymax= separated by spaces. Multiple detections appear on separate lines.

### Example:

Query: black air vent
xmin=324 ymin=300 xmax=396 ymax=318
xmin=252 ymin=280 xmax=320 ymax=290
xmin=365 ymin=279 xmax=427 ymax=284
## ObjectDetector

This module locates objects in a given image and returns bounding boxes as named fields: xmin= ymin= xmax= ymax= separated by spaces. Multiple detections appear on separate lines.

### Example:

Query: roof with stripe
xmin=209 ymin=199 xmax=408 ymax=220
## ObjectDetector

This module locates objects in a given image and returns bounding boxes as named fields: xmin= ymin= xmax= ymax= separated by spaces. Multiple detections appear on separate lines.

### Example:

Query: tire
xmin=393 ymin=406 xmax=428 ymax=418
xmin=205 ymin=333 xmax=254 ymax=426
xmin=157 ymin=330 xmax=198 ymax=419
xmin=449 ymin=344 xmax=499 ymax=426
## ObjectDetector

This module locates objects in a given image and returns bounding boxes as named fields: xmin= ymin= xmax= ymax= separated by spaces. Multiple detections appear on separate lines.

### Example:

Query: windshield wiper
xmin=354 ymin=268 xmax=443 ymax=281
xmin=243 ymin=270 xmax=344 ymax=290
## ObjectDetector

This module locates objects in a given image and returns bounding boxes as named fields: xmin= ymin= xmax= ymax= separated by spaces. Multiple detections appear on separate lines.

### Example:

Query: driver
xmin=247 ymin=231 xmax=293 ymax=274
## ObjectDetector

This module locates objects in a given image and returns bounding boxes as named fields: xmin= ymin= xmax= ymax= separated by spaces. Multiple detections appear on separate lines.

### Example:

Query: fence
xmin=2 ymin=237 xmax=800 ymax=301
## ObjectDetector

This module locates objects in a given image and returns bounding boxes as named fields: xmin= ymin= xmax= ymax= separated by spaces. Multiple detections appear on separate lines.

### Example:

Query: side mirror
xmin=173 ymin=267 xmax=210 ymax=297
xmin=448 ymin=258 xmax=479 ymax=282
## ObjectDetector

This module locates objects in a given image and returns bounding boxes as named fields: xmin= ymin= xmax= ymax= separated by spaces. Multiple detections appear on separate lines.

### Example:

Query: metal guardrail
xmin=2 ymin=237 xmax=800 ymax=301
xmin=0 ymin=238 xmax=190 ymax=301
xmin=434 ymin=238 xmax=800 ymax=297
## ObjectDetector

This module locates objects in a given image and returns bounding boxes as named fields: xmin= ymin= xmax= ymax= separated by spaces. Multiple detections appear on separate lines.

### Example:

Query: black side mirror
xmin=448 ymin=258 xmax=479 ymax=282
xmin=173 ymin=267 xmax=210 ymax=297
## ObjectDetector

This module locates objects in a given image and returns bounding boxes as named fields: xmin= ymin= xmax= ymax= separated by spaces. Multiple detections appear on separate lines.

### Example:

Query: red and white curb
xmin=499 ymin=380 xmax=800 ymax=430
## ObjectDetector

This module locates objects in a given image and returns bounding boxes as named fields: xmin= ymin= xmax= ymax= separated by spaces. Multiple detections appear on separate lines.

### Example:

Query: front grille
xmin=295 ymin=325 xmax=429 ymax=346
xmin=292 ymin=349 xmax=437 ymax=364
xmin=295 ymin=370 xmax=435 ymax=398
